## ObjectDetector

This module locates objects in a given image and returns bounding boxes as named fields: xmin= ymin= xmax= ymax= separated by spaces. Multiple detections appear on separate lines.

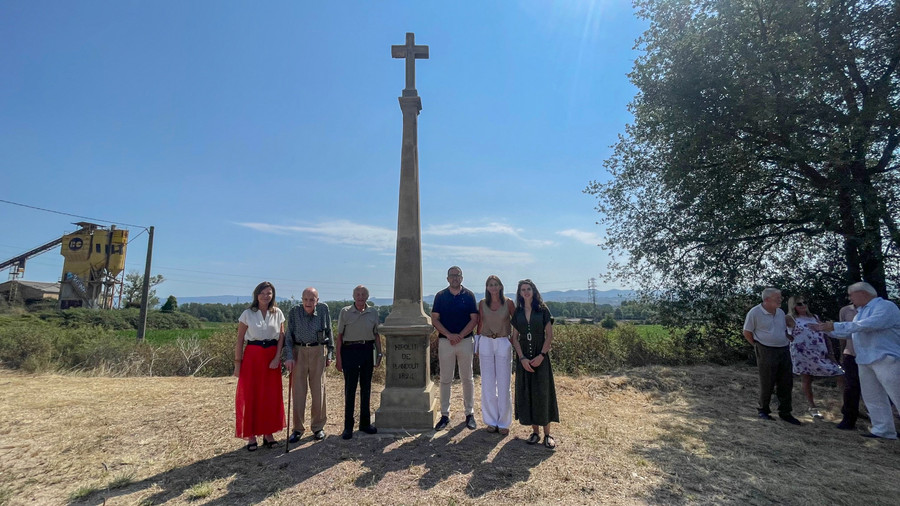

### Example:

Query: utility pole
xmin=137 ymin=226 xmax=154 ymax=340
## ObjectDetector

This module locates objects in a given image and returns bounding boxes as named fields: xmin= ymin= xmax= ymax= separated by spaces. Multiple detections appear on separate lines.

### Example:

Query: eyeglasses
xmin=448 ymin=274 xmax=462 ymax=278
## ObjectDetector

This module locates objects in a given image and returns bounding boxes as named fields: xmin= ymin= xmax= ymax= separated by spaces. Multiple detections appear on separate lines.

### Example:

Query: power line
xmin=0 ymin=198 xmax=148 ymax=229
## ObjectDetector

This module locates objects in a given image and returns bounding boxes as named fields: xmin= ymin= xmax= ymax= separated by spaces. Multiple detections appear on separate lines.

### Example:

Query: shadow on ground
xmin=73 ymin=423 xmax=551 ymax=504
xmin=622 ymin=365 xmax=900 ymax=506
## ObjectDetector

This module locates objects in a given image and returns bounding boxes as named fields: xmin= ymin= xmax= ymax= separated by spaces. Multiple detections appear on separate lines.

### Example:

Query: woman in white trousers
xmin=476 ymin=275 xmax=516 ymax=435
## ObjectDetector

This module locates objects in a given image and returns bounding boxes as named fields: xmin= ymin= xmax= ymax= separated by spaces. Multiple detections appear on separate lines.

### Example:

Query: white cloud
xmin=557 ymin=229 xmax=603 ymax=246
xmin=237 ymin=220 xmax=540 ymax=265
xmin=236 ymin=220 xmax=396 ymax=250
xmin=423 ymin=244 xmax=535 ymax=265
xmin=425 ymin=222 xmax=554 ymax=247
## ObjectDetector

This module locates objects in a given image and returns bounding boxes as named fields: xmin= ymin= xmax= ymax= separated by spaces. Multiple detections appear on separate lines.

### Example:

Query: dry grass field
xmin=1 ymin=365 xmax=899 ymax=505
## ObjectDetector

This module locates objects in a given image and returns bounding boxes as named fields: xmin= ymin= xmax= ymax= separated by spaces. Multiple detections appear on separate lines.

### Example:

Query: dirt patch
xmin=1 ymin=365 xmax=898 ymax=505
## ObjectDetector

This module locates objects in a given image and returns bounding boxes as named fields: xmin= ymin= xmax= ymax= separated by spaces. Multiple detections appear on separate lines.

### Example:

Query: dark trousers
xmin=840 ymin=354 xmax=861 ymax=427
xmin=755 ymin=343 xmax=793 ymax=416
xmin=342 ymin=342 xmax=375 ymax=431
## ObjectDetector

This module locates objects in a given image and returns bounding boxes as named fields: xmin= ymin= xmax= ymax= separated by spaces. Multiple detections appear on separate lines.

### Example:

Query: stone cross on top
xmin=392 ymin=32 xmax=428 ymax=97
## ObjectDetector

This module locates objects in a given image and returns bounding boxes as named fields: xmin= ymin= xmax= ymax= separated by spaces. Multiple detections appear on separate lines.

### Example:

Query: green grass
xmin=113 ymin=327 xmax=225 ymax=344
xmin=68 ymin=485 xmax=97 ymax=501
xmin=185 ymin=481 xmax=214 ymax=500
xmin=107 ymin=471 xmax=136 ymax=490
xmin=634 ymin=324 xmax=674 ymax=343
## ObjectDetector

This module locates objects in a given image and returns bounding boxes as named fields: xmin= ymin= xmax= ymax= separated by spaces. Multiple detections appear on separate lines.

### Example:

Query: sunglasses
xmin=795 ymin=302 xmax=806 ymax=306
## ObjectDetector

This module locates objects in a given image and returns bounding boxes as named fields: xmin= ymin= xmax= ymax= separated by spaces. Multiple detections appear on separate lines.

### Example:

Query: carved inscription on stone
xmin=389 ymin=340 xmax=423 ymax=387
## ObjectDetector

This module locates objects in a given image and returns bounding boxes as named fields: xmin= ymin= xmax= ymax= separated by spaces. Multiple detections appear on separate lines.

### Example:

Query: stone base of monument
xmin=375 ymin=324 xmax=437 ymax=431
xmin=375 ymin=386 xmax=436 ymax=431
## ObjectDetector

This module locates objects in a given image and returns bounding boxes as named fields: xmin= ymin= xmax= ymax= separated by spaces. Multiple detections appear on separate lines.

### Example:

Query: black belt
xmin=754 ymin=342 xmax=789 ymax=349
xmin=342 ymin=341 xmax=374 ymax=347
xmin=247 ymin=339 xmax=278 ymax=348
xmin=295 ymin=342 xmax=322 ymax=347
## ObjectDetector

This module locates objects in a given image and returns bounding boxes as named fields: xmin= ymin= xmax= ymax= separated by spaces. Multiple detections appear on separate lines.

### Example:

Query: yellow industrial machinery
xmin=58 ymin=222 xmax=128 ymax=309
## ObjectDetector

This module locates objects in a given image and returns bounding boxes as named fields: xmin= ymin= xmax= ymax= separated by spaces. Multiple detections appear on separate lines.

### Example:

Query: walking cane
xmin=285 ymin=367 xmax=293 ymax=453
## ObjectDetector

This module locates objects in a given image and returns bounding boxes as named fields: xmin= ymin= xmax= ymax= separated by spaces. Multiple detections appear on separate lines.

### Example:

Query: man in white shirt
xmin=815 ymin=282 xmax=900 ymax=439
xmin=743 ymin=287 xmax=801 ymax=425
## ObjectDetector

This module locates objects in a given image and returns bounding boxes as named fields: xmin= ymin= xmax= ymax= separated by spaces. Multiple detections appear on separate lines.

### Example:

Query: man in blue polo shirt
xmin=431 ymin=265 xmax=479 ymax=431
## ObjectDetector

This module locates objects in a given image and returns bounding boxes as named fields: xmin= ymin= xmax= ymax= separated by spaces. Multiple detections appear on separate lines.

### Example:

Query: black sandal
xmin=246 ymin=440 xmax=258 ymax=452
xmin=262 ymin=437 xmax=277 ymax=448
xmin=526 ymin=432 xmax=540 ymax=445
xmin=543 ymin=435 xmax=557 ymax=449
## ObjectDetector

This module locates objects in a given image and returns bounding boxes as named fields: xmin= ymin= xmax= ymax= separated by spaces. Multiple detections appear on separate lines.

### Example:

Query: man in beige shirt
xmin=335 ymin=285 xmax=383 ymax=439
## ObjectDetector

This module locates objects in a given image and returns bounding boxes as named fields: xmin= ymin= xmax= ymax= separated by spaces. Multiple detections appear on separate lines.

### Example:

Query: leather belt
xmin=247 ymin=339 xmax=278 ymax=348
xmin=342 ymin=341 xmax=373 ymax=347
xmin=295 ymin=342 xmax=322 ymax=347
xmin=482 ymin=333 xmax=508 ymax=339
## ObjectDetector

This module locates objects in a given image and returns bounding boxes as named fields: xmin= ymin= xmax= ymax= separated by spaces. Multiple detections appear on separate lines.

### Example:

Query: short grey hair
xmin=448 ymin=265 xmax=463 ymax=276
xmin=353 ymin=285 xmax=369 ymax=298
xmin=847 ymin=282 xmax=877 ymax=296
xmin=761 ymin=287 xmax=781 ymax=301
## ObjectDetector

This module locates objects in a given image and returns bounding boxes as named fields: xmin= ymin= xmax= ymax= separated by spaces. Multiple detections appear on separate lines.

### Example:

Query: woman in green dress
xmin=510 ymin=279 xmax=559 ymax=449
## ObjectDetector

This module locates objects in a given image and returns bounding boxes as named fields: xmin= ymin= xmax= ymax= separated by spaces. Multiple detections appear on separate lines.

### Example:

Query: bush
xmin=0 ymin=320 xmax=54 ymax=372
xmin=0 ymin=317 xmax=235 ymax=377
xmin=36 ymin=307 xmax=201 ymax=330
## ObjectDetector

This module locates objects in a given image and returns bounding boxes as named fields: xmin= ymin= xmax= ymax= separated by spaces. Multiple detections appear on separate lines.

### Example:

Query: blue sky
xmin=0 ymin=1 xmax=646 ymax=302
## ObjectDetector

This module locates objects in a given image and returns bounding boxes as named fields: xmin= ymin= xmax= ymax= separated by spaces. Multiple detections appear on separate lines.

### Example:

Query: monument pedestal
xmin=375 ymin=321 xmax=436 ymax=431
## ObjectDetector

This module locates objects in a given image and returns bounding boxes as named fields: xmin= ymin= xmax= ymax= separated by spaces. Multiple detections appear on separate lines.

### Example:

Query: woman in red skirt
xmin=234 ymin=281 xmax=286 ymax=451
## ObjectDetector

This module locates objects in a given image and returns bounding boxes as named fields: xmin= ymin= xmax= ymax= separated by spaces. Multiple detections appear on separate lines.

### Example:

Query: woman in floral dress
xmin=786 ymin=296 xmax=845 ymax=419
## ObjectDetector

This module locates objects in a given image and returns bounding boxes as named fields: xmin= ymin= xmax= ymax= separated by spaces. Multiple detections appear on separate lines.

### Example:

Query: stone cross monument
xmin=375 ymin=33 xmax=437 ymax=430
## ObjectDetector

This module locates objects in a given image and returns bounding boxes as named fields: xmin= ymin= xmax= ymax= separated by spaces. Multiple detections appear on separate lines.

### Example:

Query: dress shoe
xmin=465 ymin=414 xmax=477 ymax=430
xmin=341 ymin=429 xmax=353 ymax=440
xmin=758 ymin=412 xmax=775 ymax=421
xmin=313 ymin=430 xmax=326 ymax=441
xmin=361 ymin=425 xmax=378 ymax=435
xmin=780 ymin=414 xmax=802 ymax=425
xmin=835 ymin=420 xmax=855 ymax=430
xmin=288 ymin=430 xmax=303 ymax=444
xmin=862 ymin=432 xmax=899 ymax=439
xmin=434 ymin=415 xmax=450 ymax=431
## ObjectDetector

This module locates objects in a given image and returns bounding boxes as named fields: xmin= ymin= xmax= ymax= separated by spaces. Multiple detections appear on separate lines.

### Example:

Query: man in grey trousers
xmin=743 ymin=287 xmax=801 ymax=425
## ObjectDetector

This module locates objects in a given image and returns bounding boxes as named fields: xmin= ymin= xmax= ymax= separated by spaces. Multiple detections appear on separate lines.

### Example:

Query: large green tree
xmin=588 ymin=0 xmax=899 ymax=316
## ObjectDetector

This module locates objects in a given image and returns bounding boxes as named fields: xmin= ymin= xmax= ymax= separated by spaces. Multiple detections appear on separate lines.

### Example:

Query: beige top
xmin=839 ymin=304 xmax=857 ymax=356
xmin=479 ymin=298 xmax=512 ymax=337
xmin=337 ymin=304 xmax=379 ymax=343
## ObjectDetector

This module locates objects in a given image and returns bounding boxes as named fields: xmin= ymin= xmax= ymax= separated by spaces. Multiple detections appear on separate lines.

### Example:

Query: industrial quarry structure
xmin=0 ymin=222 xmax=128 ymax=308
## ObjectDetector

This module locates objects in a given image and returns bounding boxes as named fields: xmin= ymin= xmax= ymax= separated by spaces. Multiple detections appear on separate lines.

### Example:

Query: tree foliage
xmin=588 ymin=0 xmax=900 ymax=331
xmin=122 ymin=271 xmax=165 ymax=308
xmin=160 ymin=295 xmax=178 ymax=313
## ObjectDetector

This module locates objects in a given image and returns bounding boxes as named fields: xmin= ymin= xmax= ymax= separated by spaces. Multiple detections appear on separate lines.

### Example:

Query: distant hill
xmin=179 ymin=289 xmax=635 ymax=306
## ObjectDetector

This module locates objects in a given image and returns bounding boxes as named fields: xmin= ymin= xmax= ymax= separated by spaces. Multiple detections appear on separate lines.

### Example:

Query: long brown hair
xmin=484 ymin=275 xmax=506 ymax=306
xmin=250 ymin=281 xmax=277 ymax=311
xmin=516 ymin=279 xmax=545 ymax=312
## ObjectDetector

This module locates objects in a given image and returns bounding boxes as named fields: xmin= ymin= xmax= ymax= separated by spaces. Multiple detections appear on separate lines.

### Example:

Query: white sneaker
xmin=809 ymin=408 xmax=823 ymax=419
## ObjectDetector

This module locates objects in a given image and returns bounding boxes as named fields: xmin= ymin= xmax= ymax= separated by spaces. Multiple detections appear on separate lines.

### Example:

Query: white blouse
xmin=239 ymin=308 xmax=285 ymax=341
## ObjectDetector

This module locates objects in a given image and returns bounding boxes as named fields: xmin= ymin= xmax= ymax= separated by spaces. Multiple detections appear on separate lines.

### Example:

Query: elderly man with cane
xmin=283 ymin=287 xmax=334 ymax=442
